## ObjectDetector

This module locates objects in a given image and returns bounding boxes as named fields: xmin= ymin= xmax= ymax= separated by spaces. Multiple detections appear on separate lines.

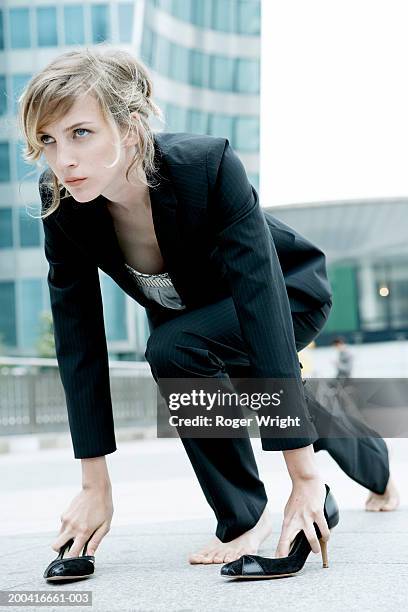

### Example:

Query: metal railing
xmin=0 ymin=357 xmax=158 ymax=435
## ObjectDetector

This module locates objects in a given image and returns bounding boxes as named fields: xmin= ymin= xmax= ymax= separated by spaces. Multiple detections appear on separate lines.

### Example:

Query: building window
xmin=63 ymin=5 xmax=85 ymax=45
xmin=388 ymin=260 xmax=408 ymax=328
xmin=101 ymin=275 xmax=127 ymax=341
xmin=191 ymin=50 xmax=210 ymax=88
xmin=210 ymin=55 xmax=235 ymax=91
xmin=37 ymin=7 xmax=58 ymax=47
xmin=118 ymin=3 xmax=134 ymax=43
xmin=11 ymin=74 xmax=31 ymax=115
xmin=0 ymin=281 xmax=16 ymax=347
xmin=0 ymin=10 xmax=4 ymax=50
xmin=326 ymin=265 xmax=359 ymax=333
xmin=20 ymin=279 xmax=43 ymax=350
xmin=155 ymin=35 xmax=171 ymax=74
xmin=19 ymin=207 xmax=41 ymax=247
xmin=358 ymin=260 xmax=408 ymax=331
xmin=0 ymin=208 xmax=13 ymax=248
xmin=169 ymin=43 xmax=190 ymax=82
xmin=188 ymin=109 xmax=208 ymax=134
xmin=209 ymin=114 xmax=235 ymax=143
xmin=0 ymin=75 xmax=6 ymax=115
xmin=238 ymin=0 xmax=260 ymax=35
xmin=212 ymin=0 xmax=236 ymax=32
xmin=0 ymin=142 xmax=10 ymax=182
xmin=91 ymin=4 xmax=110 ymax=43
xmin=357 ymin=263 xmax=386 ymax=331
xmin=15 ymin=142 xmax=35 ymax=182
xmin=237 ymin=58 xmax=260 ymax=93
xmin=166 ymin=104 xmax=188 ymax=131
xmin=191 ymin=0 xmax=212 ymax=29
xmin=10 ymin=8 xmax=31 ymax=49
xmin=235 ymin=117 xmax=259 ymax=151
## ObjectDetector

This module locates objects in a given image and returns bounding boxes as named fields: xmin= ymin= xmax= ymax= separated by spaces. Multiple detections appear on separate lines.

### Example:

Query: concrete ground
xmin=0 ymin=437 xmax=407 ymax=612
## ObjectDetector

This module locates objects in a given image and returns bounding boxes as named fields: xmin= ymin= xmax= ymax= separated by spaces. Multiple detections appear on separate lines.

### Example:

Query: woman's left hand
xmin=275 ymin=476 xmax=330 ymax=557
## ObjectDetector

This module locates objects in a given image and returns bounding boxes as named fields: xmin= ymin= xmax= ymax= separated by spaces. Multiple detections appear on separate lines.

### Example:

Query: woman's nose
xmin=56 ymin=146 xmax=78 ymax=171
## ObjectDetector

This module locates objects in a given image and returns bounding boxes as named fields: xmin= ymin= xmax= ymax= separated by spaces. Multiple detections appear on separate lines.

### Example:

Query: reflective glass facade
xmin=154 ymin=0 xmax=260 ymax=35
xmin=142 ymin=0 xmax=261 ymax=189
xmin=0 ymin=1 xmax=141 ymax=356
xmin=143 ymin=29 xmax=260 ymax=94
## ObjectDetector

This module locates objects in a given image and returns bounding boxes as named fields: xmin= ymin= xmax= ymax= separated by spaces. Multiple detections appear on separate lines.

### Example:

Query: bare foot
xmin=365 ymin=475 xmax=400 ymax=511
xmin=189 ymin=505 xmax=273 ymax=565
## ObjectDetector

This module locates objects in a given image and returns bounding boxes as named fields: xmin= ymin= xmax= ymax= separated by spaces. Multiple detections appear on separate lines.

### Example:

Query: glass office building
xmin=0 ymin=0 xmax=142 ymax=358
xmin=0 ymin=0 xmax=261 ymax=358
xmin=141 ymin=0 xmax=261 ymax=190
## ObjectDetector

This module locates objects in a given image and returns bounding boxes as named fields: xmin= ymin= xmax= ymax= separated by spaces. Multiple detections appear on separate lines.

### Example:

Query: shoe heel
xmin=319 ymin=538 xmax=329 ymax=568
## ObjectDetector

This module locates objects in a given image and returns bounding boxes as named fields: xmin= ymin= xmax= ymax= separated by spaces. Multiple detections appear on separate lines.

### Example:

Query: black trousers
xmin=144 ymin=297 xmax=390 ymax=542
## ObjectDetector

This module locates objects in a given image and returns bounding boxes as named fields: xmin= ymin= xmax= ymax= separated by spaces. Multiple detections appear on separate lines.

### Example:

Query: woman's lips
xmin=65 ymin=178 xmax=87 ymax=185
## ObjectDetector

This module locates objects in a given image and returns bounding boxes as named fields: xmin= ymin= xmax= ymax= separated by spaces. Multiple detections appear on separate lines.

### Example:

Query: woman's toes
xmin=365 ymin=502 xmax=379 ymax=512
xmin=189 ymin=551 xmax=211 ymax=564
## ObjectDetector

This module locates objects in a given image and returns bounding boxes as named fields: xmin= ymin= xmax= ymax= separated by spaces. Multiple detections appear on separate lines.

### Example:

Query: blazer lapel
xmin=148 ymin=138 xmax=186 ymax=299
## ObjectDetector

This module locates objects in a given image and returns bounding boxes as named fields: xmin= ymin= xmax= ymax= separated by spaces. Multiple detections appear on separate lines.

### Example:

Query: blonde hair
xmin=18 ymin=45 xmax=164 ymax=219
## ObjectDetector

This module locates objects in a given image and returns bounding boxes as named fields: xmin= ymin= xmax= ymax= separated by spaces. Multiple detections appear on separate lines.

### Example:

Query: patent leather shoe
xmin=43 ymin=538 xmax=95 ymax=582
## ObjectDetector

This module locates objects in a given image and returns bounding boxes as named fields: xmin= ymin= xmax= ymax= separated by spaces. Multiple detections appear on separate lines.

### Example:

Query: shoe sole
xmin=221 ymin=571 xmax=298 ymax=580
xmin=45 ymin=575 xmax=93 ymax=582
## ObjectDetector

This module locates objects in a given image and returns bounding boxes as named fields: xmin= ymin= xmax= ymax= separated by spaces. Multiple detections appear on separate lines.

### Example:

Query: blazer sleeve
xmin=40 ymin=182 xmax=117 ymax=459
xmin=208 ymin=140 xmax=318 ymax=450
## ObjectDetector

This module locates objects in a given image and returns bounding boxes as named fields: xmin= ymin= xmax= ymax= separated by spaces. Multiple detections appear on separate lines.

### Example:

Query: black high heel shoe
xmin=221 ymin=483 xmax=339 ymax=580
xmin=43 ymin=537 xmax=95 ymax=582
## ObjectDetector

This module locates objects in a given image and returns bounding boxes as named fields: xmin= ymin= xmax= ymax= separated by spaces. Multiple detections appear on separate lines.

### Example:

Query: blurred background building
xmin=267 ymin=199 xmax=408 ymax=346
xmin=0 ymin=0 xmax=407 ymax=362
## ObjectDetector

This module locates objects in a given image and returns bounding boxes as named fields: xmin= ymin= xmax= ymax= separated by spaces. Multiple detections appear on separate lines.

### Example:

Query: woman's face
xmin=37 ymin=93 xmax=136 ymax=203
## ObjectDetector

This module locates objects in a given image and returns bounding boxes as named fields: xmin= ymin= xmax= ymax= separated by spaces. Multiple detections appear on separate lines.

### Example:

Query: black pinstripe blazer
xmin=39 ymin=132 xmax=332 ymax=458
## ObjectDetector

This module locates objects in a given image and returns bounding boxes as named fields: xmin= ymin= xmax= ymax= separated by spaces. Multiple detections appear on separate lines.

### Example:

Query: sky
xmin=260 ymin=0 xmax=408 ymax=206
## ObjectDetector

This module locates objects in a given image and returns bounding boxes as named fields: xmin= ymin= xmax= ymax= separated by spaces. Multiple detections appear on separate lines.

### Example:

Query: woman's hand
xmin=51 ymin=483 xmax=114 ymax=558
xmin=276 ymin=444 xmax=330 ymax=557
xmin=275 ymin=475 xmax=330 ymax=557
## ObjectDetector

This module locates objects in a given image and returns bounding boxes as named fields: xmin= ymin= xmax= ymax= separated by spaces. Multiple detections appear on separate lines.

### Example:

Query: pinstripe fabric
xmin=40 ymin=132 xmax=333 ymax=459
xmin=145 ymin=297 xmax=329 ymax=456
xmin=144 ymin=297 xmax=389 ymax=541
xmin=42 ymin=216 xmax=116 ymax=458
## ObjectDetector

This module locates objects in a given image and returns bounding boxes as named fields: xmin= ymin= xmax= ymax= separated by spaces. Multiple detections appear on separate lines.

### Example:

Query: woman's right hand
xmin=51 ymin=484 xmax=114 ymax=558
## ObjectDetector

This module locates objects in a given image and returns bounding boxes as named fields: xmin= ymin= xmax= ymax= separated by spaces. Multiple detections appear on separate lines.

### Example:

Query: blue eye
xmin=74 ymin=128 xmax=90 ymax=137
xmin=40 ymin=128 xmax=91 ymax=145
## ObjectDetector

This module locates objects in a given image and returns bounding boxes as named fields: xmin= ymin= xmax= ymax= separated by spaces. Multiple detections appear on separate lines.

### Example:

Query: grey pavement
xmin=0 ymin=437 xmax=407 ymax=611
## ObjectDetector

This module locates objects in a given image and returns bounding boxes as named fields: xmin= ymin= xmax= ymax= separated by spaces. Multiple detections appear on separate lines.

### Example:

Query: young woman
xmin=18 ymin=47 xmax=398 ymax=581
